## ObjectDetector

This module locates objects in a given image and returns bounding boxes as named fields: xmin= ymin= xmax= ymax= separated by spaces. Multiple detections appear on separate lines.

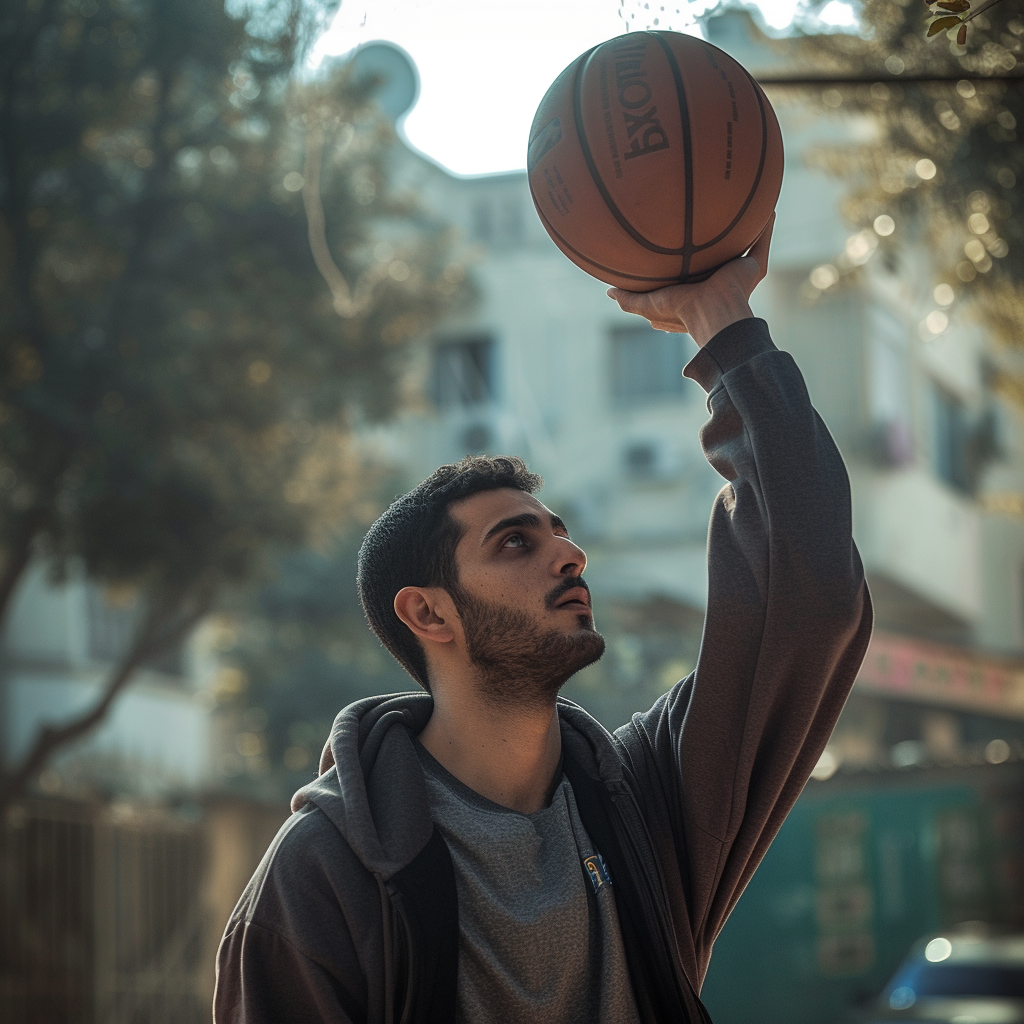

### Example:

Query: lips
xmin=555 ymin=586 xmax=591 ymax=611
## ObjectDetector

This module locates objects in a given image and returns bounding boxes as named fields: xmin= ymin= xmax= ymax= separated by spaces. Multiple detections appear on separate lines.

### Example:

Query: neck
xmin=419 ymin=688 xmax=562 ymax=815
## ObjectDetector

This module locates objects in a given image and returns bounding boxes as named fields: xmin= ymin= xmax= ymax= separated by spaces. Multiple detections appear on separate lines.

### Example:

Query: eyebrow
xmin=482 ymin=512 xmax=568 ymax=544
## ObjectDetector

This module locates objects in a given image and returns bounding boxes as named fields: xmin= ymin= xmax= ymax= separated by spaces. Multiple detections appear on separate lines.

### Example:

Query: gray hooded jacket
xmin=214 ymin=319 xmax=873 ymax=1024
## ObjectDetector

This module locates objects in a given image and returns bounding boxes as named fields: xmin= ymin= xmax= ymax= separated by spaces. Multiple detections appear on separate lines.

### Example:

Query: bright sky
xmin=310 ymin=0 xmax=859 ymax=175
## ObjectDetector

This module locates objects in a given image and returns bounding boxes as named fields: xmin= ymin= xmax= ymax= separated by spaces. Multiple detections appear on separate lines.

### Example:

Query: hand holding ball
xmin=527 ymin=31 xmax=783 ymax=291
xmin=608 ymin=212 xmax=775 ymax=348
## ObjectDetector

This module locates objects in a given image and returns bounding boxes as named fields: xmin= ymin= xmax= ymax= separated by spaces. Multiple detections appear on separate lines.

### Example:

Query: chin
xmin=560 ymin=624 xmax=606 ymax=674
xmin=459 ymin=592 xmax=606 ymax=708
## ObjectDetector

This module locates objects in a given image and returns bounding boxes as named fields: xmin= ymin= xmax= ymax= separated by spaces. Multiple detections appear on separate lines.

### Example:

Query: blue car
xmin=858 ymin=929 xmax=1024 ymax=1024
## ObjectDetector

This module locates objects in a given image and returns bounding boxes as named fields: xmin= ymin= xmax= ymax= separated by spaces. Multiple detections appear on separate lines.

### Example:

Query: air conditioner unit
xmin=622 ymin=439 xmax=682 ymax=481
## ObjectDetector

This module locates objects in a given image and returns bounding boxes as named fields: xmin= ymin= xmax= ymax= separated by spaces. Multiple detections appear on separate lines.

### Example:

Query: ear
xmin=394 ymin=587 xmax=455 ymax=644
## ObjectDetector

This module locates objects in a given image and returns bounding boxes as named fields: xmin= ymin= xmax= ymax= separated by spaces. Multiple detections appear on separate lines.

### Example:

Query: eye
xmin=502 ymin=533 xmax=528 ymax=549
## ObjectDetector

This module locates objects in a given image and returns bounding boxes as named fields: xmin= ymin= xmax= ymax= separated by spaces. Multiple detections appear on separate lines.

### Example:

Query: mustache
xmin=544 ymin=576 xmax=592 ymax=611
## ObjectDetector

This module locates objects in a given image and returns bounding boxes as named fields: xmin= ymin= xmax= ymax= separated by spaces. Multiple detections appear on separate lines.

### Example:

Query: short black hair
xmin=357 ymin=455 xmax=543 ymax=689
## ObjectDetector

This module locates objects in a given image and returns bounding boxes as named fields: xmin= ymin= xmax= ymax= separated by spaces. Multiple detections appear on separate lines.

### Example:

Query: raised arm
xmin=606 ymin=223 xmax=872 ymax=989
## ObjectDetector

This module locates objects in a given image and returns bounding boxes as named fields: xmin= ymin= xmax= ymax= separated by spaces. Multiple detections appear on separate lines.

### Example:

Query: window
xmin=610 ymin=326 xmax=688 ymax=406
xmin=622 ymin=439 xmax=681 ymax=480
xmin=868 ymin=308 xmax=914 ymax=467
xmin=932 ymin=385 xmax=972 ymax=493
xmin=432 ymin=336 xmax=494 ymax=408
xmin=931 ymin=384 xmax=1001 ymax=495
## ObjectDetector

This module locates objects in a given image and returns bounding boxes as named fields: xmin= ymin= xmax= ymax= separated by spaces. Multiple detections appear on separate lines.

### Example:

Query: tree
xmin=206 ymin=523 xmax=411 ymax=797
xmin=789 ymin=0 xmax=1023 ymax=374
xmin=0 ymin=0 xmax=467 ymax=812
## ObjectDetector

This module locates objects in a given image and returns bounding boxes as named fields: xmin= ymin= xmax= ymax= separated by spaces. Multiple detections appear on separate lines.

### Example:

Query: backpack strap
xmin=387 ymin=827 xmax=459 ymax=1023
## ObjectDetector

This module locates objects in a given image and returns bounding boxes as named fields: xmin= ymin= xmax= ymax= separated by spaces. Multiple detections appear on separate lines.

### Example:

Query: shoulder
xmin=216 ymin=804 xmax=379 ymax=1024
xmin=236 ymin=804 xmax=378 ymax=950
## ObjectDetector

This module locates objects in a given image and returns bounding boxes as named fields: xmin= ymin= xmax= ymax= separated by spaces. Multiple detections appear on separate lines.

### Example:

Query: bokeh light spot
xmin=968 ymin=212 xmax=990 ymax=234
xmin=248 ymin=360 xmax=271 ymax=385
xmin=810 ymin=264 xmax=839 ymax=289
xmin=985 ymin=738 xmax=1011 ymax=764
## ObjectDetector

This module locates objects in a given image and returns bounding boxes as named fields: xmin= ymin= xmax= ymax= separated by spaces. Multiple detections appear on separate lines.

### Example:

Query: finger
xmin=607 ymin=287 xmax=657 ymax=318
xmin=746 ymin=212 xmax=776 ymax=278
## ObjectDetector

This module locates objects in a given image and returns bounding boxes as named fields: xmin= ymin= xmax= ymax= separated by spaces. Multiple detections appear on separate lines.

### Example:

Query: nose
xmin=554 ymin=537 xmax=587 ymax=578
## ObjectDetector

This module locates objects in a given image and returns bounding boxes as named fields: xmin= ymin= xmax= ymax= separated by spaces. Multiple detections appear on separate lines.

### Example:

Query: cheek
xmin=465 ymin=563 xmax=548 ymax=607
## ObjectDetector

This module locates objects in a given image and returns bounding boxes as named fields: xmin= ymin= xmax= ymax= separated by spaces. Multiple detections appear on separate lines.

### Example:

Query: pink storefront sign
xmin=856 ymin=631 xmax=1024 ymax=720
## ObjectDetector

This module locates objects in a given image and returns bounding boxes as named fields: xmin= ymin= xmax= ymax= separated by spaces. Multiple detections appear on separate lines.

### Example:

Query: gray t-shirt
xmin=417 ymin=744 xmax=641 ymax=1024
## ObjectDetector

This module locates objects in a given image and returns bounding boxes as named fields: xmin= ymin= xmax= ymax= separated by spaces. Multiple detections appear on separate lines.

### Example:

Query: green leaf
xmin=927 ymin=14 xmax=962 ymax=35
xmin=936 ymin=0 xmax=970 ymax=13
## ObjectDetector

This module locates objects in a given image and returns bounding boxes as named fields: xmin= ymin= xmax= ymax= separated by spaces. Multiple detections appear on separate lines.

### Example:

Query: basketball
xmin=527 ymin=31 xmax=783 ymax=291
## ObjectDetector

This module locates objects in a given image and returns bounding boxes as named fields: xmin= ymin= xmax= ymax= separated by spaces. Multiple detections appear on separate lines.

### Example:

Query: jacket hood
xmin=290 ymin=691 xmax=626 ymax=881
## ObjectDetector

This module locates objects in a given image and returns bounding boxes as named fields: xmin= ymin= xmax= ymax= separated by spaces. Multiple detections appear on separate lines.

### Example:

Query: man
xmin=214 ymin=215 xmax=872 ymax=1023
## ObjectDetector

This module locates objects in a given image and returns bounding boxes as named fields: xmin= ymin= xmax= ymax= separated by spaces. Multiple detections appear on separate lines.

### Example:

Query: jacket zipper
xmin=384 ymin=886 xmax=417 ymax=1024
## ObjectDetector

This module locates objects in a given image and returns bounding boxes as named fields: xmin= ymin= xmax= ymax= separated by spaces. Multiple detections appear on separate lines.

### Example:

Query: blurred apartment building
xmin=356 ymin=21 xmax=1024 ymax=1022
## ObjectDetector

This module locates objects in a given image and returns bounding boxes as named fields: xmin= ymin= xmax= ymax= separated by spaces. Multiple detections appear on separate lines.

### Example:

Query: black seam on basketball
xmin=571 ymin=35 xmax=689 ymax=257
xmin=651 ymin=33 xmax=695 ymax=279
xmin=692 ymin=66 xmax=771 ymax=253
xmin=530 ymin=197 xmax=686 ymax=284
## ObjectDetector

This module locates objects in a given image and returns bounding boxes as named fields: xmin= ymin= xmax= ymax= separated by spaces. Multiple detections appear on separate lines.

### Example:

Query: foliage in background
xmin=924 ymin=0 xmax=1005 ymax=48
xmin=208 ymin=524 xmax=410 ymax=797
xmin=0 ymin=0 xmax=468 ymax=810
xmin=790 ymin=0 xmax=1023 ymax=380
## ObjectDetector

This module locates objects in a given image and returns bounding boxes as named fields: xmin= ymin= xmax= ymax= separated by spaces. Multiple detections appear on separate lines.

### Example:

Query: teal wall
xmin=699 ymin=779 xmax=1000 ymax=1024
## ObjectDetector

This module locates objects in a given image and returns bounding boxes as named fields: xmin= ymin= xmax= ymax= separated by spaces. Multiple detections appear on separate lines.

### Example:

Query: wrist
xmin=689 ymin=296 xmax=754 ymax=348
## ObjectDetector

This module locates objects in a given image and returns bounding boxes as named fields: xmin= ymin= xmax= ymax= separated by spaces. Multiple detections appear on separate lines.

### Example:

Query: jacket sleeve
xmin=215 ymin=920 xmax=364 ymax=1024
xmin=612 ymin=318 xmax=873 ymax=988
xmin=213 ymin=807 xmax=373 ymax=1024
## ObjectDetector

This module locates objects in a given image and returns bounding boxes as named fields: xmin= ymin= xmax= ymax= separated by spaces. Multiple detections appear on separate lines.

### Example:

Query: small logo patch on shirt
xmin=583 ymin=853 xmax=612 ymax=892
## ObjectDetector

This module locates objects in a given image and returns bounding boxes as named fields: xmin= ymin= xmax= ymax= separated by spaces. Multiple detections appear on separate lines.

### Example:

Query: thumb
xmin=607 ymin=287 xmax=655 ymax=317
xmin=745 ymin=212 xmax=775 ymax=278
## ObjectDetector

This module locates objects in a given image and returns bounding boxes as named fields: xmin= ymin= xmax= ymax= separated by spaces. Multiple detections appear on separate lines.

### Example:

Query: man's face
xmin=445 ymin=487 xmax=605 ymax=709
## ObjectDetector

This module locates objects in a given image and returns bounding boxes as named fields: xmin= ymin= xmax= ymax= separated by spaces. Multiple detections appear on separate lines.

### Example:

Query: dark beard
xmin=454 ymin=585 xmax=605 ymax=712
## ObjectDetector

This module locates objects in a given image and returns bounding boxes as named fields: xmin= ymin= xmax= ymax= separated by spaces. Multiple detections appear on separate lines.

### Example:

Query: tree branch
xmin=0 ymin=582 xmax=215 ymax=818
xmin=962 ymin=0 xmax=1011 ymax=25
xmin=0 ymin=509 xmax=45 ymax=632
xmin=301 ymin=124 xmax=389 ymax=318
xmin=758 ymin=71 xmax=1024 ymax=85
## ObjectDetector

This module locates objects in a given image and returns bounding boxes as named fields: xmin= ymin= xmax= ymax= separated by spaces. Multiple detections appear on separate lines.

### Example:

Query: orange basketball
xmin=527 ymin=31 xmax=783 ymax=291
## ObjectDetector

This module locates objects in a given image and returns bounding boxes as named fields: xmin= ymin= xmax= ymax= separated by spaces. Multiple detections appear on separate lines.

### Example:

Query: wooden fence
xmin=0 ymin=795 xmax=287 ymax=1024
